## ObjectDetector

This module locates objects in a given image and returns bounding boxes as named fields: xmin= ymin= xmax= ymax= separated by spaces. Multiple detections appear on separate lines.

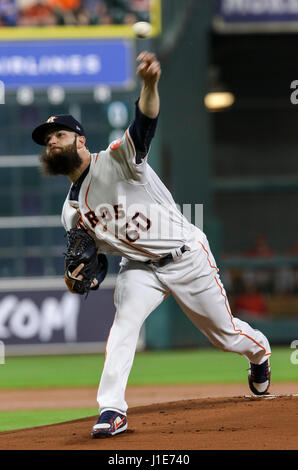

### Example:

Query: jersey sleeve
xmin=61 ymin=196 xmax=80 ymax=231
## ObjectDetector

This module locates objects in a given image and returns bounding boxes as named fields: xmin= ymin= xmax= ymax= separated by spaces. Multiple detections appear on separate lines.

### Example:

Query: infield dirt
xmin=0 ymin=383 xmax=297 ymax=450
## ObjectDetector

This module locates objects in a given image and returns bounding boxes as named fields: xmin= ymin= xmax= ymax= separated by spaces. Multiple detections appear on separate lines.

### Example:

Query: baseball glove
xmin=64 ymin=227 xmax=108 ymax=295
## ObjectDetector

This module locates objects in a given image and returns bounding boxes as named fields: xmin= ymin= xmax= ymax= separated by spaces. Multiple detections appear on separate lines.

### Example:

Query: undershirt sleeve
xmin=129 ymin=99 xmax=159 ymax=164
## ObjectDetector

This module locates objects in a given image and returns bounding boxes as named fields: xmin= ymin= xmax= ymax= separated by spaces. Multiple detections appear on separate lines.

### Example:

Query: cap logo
xmin=47 ymin=116 xmax=57 ymax=123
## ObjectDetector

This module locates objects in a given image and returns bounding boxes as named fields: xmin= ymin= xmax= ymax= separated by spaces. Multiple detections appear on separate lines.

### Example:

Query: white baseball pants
xmin=97 ymin=234 xmax=271 ymax=414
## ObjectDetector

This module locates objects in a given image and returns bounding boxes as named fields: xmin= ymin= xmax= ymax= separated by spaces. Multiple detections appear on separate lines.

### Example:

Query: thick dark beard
xmin=39 ymin=139 xmax=82 ymax=176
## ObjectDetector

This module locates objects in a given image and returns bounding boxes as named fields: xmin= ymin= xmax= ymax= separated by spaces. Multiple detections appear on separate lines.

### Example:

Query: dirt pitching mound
xmin=0 ymin=394 xmax=297 ymax=450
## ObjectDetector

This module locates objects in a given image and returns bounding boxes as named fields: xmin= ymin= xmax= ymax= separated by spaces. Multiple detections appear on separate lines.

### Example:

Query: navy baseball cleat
xmin=91 ymin=410 xmax=127 ymax=438
xmin=248 ymin=359 xmax=271 ymax=395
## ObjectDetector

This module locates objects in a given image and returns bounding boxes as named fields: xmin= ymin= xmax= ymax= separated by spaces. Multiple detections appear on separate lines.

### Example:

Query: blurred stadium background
xmin=0 ymin=0 xmax=298 ymax=356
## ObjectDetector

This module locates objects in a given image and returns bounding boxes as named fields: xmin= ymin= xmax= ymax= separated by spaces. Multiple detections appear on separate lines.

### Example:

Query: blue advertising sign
xmin=0 ymin=39 xmax=134 ymax=90
xmin=0 ymin=277 xmax=145 ymax=355
xmin=0 ymin=288 xmax=114 ymax=347
xmin=214 ymin=0 xmax=298 ymax=32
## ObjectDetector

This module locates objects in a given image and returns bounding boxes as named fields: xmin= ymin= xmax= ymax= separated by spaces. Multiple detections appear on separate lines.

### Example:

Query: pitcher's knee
xmin=211 ymin=333 xmax=243 ymax=354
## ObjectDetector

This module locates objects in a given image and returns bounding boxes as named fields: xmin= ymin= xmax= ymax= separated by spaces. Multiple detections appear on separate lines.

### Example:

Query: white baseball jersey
xmin=59 ymin=111 xmax=271 ymax=419
xmin=61 ymin=129 xmax=204 ymax=262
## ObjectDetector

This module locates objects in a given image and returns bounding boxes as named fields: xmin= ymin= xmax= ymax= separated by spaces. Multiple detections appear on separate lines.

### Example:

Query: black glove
xmin=64 ymin=227 xmax=108 ymax=295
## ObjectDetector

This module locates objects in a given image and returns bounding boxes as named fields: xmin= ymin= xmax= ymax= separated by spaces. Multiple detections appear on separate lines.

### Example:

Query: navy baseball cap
xmin=32 ymin=114 xmax=85 ymax=146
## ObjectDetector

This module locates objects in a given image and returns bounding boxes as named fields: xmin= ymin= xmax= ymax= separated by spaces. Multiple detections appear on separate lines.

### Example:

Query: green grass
xmin=0 ymin=408 xmax=96 ymax=432
xmin=0 ymin=346 xmax=296 ymax=432
xmin=0 ymin=346 xmax=296 ymax=390
xmin=130 ymin=346 xmax=298 ymax=384
xmin=0 ymin=354 xmax=105 ymax=389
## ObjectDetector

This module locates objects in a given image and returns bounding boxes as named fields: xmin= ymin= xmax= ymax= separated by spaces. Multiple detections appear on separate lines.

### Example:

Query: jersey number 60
xmin=85 ymin=205 xmax=151 ymax=243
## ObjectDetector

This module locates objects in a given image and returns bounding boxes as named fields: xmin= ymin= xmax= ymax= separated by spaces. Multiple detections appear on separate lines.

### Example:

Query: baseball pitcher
xmin=32 ymin=51 xmax=271 ymax=438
